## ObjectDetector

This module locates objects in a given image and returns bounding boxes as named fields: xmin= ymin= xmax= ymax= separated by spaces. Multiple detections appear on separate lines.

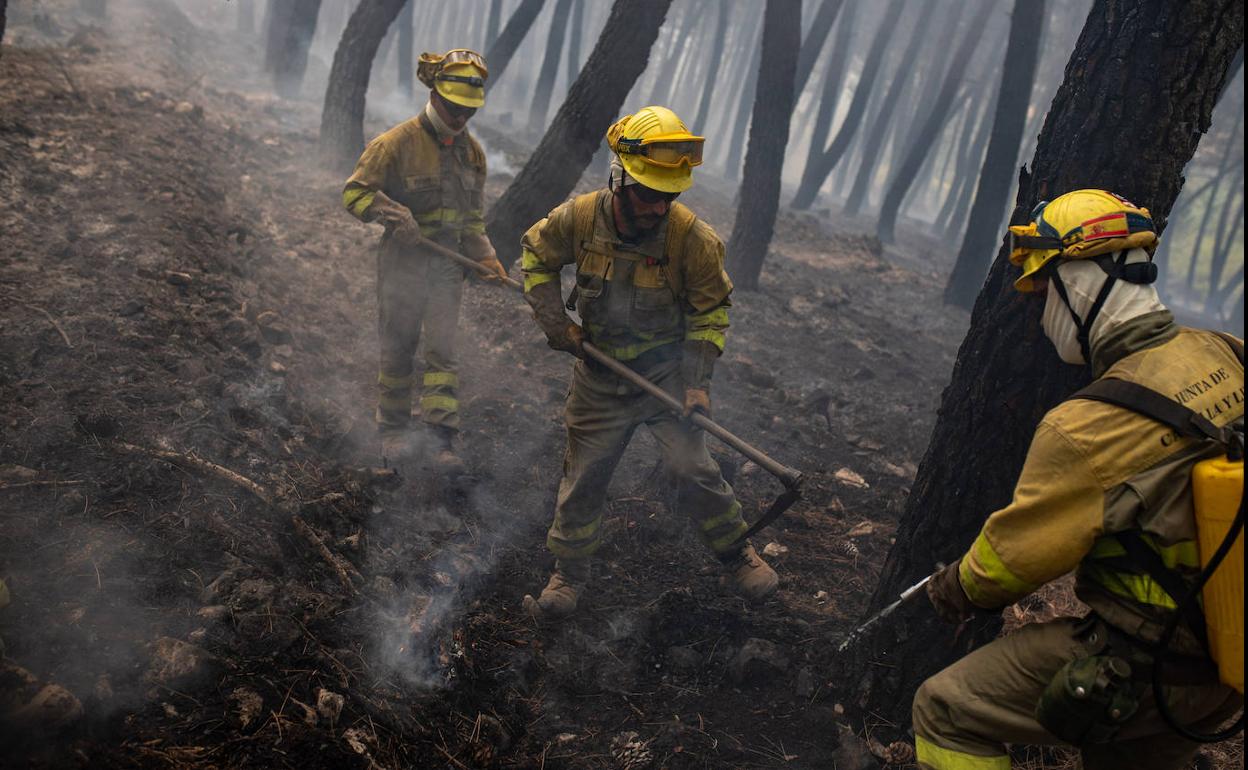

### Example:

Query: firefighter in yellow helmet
xmin=518 ymin=106 xmax=779 ymax=619
xmin=342 ymin=49 xmax=507 ymax=473
xmin=912 ymin=190 xmax=1244 ymax=769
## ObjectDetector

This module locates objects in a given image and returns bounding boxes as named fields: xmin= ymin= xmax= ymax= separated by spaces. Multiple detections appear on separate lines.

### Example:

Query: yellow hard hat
xmin=417 ymin=49 xmax=488 ymax=108
xmin=1007 ymin=189 xmax=1158 ymax=292
xmin=606 ymin=106 xmax=704 ymax=194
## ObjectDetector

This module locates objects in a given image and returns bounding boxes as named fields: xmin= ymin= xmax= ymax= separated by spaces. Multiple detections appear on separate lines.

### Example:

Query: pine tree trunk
xmin=318 ymin=0 xmax=410 ymax=173
xmin=649 ymin=0 xmax=704 ymax=108
xmin=797 ymin=1 xmax=856 ymax=198
xmin=268 ymin=0 xmax=323 ymax=98
xmin=1186 ymin=113 xmax=1242 ymax=292
xmin=791 ymin=0 xmax=902 ymax=209
xmin=944 ymin=0 xmax=1046 ymax=308
xmin=724 ymin=19 xmax=764 ymax=180
xmin=940 ymin=90 xmax=997 ymax=239
xmin=565 ymin=0 xmax=585 ymax=83
xmin=725 ymin=0 xmax=801 ymax=291
xmin=484 ymin=0 xmax=546 ymax=90
xmin=876 ymin=0 xmax=991 ymax=243
xmin=793 ymin=0 xmax=844 ymax=97
xmin=0 ymin=0 xmax=7 ymax=50
xmin=396 ymin=0 xmax=414 ymax=101
xmin=486 ymin=0 xmax=674 ymax=267
xmin=486 ymin=0 xmax=503 ymax=48
xmin=690 ymin=0 xmax=729 ymax=132
xmin=529 ymin=0 xmax=574 ymax=132
xmin=837 ymin=0 xmax=1244 ymax=731
xmin=843 ymin=1 xmax=940 ymax=216
xmin=1205 ymin=165 xmax=1244 ymax=303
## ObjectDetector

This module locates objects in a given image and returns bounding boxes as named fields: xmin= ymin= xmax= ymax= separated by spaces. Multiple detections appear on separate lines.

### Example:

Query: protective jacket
xmin=958 ymin=312 xmax=1245 ymax=656
xmin=343 ymin=110 xmax=493 ymax=261
xmin=520 ymin=190 xmax=731 ymax=388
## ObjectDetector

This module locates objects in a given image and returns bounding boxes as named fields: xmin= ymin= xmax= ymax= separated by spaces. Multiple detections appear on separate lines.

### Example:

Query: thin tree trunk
xmin=529 ymin=0 xmax=574 ymax=132
xmin=396 ymin=0 xmax=413 ymax=101
xmin=794 ymin=0 xmax=844 ymax=97
xmin=691 ymin=0 xmax=730 ymax=132
xmin=565 ymin=0 xmax=585 ymax=83
xmin=486 ymin=0 xmax=675 ymax=267
xmin=798 ymin=1 xmax=856 ymax=198
xmin=1205 ymin=166 xmax=1245 ymax=302
xmin=725 ymin=18 xmax=764 ymax=180
xmin=876 ymin=0 xmax=992 ymax=243
xmin=941 ymin=90 xmax=997 ymax=238
xmin=725 ymin=0 xmax=801 ymax=291
xmin=843 ymin=0 xmax=940 ymax=216
xmin=944 ymin=0 xmax=1046 ymax=308
xmin=1186 ymin=109 xmax=1242 ymax=292
xmin=1 ymin=0 xmax=7 ymax=49
xmin=791 ymin=0 xmax=901 ymax=210
xmin=839 ymin=0 xmax=1244 ymax=730
xmin=650 ymin=0 xmax=705 ymax=108
xmin=486 ymin=0 xmax=504 ymax=48
xmin=484 ymin=0 xmax=546 ymax=90
xmin=318 ymin=0 xmax=410 ymax=173
xmin=268 ymin=0 xmax=323 ymax=98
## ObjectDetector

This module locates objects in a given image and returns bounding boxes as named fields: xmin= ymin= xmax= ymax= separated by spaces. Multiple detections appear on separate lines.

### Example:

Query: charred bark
xmin=396 ymin=0 xmax=413 ymax=101
xmin=798 ymin=1 xmax=855 ymax=201
xmin=485 ymin=0 xmax=674 ymax=268
xmin=839 ymin=0 xmax=1244 ymax=730
xmin=267 ymin=0 xmax=323 ymax=98
xmin=843 ymin=0 xmax=940 ymax=216
xmin=529 ymin=0 xmax=574 ymax=133
xmin=725 ymin=0 xmax=801 ymax=291
xmin=944 ymin=0 xmax=1046 ymax=309
xmin=791 ymin=0 xmax=902 ymax=209
xmin=876 ymin=0 xmax=991 ymax=243
xmin=794 ymin=0 xmax=844 ymax=97
xmin=484 ymin=0 xmax=546 ymax=91
xmin=691 ymin=0 xmax=729 ymax=132
xmin=318 ymin=0 xmax=410 ymax=173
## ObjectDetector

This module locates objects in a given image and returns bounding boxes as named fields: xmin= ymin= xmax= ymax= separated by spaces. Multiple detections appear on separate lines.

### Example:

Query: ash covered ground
xmin=0 ymin=2 xmax=1069 ymax=768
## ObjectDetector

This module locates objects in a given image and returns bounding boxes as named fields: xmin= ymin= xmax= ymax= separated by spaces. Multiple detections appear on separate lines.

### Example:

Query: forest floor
xmin=0 ymin=2 xmax=1240 ymax=769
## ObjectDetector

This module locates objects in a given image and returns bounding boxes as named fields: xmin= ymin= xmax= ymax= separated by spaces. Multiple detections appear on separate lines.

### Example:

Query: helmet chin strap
xmin=1049 ymin=251 xmax=1131 ymax=365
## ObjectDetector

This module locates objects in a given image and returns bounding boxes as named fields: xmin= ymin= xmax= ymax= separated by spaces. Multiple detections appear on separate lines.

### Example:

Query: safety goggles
xmin=439 ymin=98 xmax=478 ymax=119
xmin=630 ymin=184 xmax=680 ymax=205
xmin=615 ymin=137 xmax=704 ymax=168
xmin=440 ymin=49 xmax=488 ymax=78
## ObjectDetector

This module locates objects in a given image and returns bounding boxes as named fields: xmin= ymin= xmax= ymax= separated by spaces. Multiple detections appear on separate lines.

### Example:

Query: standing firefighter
xmin=519 ymin=106 xmax=780 ymax=619
xmin=342 ymin=49 xmax=507 ymax=471
xmin=913 ymin=190 xmax=1244 ymax=769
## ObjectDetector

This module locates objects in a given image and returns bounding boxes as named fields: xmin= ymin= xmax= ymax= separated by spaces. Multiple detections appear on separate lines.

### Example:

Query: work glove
xmin=926 ymin=559 xmax=977 ymax=624
xmin=684 ymin=387 xmax=711 ymax=418
xmin=547 ymin=322 xmax=586 ymax=359
xmin=476 ymin=256 xmax=509 ymax=284
xmin=368 ymin=191 xmax=423 ymax=245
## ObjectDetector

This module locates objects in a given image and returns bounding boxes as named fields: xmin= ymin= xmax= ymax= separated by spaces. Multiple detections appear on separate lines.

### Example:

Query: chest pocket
xmin=631 ymin=260 xmax=681 ymax=334
xmin=402 ymin=174 xmax=441 ymax=215
xmin=574 ymin=245 xmax=611 ymax=325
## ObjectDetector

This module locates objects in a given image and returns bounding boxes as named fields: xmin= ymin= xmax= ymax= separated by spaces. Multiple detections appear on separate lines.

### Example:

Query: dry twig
xmin=292 ymin=515 xmax=362 ymax=596
xmin=112 ymin=440 xmax=276 ymax=507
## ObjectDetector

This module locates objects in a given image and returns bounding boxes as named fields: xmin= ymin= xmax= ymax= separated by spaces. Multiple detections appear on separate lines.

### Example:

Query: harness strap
xmin=1113 ymin=530 xmax=1210 ymax=650
xmin=1074 ymin=378 xmax=1230 ymax=444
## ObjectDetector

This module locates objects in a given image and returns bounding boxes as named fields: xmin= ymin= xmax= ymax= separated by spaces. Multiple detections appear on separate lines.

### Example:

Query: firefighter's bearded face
xmin=614 ymin=183 xmax=677 ymax=238
xmin=432 ymin=90 xmax=477 ymax=132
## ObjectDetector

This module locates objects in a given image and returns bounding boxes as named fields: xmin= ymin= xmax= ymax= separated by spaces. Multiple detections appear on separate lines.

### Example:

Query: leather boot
xmin=523 ymin=559 xmax=590 ymax=619
xmin=721 ymin=543 xmax=779 ymax=601
xmin=429 ymin=425 xmax=467 ymax=476
xmin=379 ymin=429 xmax=413 ymax=467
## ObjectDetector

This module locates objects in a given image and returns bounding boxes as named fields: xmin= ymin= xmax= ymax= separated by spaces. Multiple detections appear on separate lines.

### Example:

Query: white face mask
xmin=1042 ymin=273 xmax=1088 ymax=365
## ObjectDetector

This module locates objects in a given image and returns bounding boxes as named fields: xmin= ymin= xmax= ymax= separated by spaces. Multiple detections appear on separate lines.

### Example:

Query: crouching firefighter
xmin=342 ymin=48 xmax=508 ymax=473
xmin=519 ymin=106 xmax=780 ymax=619
xmin=913 ymin=189 xmax=1245 ymax=770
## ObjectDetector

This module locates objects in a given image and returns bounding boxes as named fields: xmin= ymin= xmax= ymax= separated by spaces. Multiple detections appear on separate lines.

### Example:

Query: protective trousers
xmin=547 ymin=355 xmax=748 ymax=560
xmin=376 ymin=238 xmax=464 ymax=432
xmin=912 ymin=616 xmax=1243 ymax=770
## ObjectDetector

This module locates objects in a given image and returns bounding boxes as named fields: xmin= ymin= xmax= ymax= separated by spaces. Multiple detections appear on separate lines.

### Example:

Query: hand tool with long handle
xmin=835 ymin=565 xmax=943 ymax=654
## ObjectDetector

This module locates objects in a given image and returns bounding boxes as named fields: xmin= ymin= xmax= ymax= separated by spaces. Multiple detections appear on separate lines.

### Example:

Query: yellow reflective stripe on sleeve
xmin=419 ymin=395 xmax=459 ymax=413
xmin=344 ymin=187 xmax=376 ymax=219
xmin=963 ymin=531 xmax=1038 ymax=604
xmin=423 ymin=371 xmax=459 ymax=388
xmin=1089 ymin=535 xmax=1201 ymax=569
xmin=378 ymin=372 xmax=415 ymax=389
xmin=686 ymin=328 xmax=727 ymax=349
xmin=686 ymin=305 xmax=729 ymax=350
xmin=522 ymin=248 xmax=560 ymax=292
xmin=915 ymin=736 xmax=1009 ymax=770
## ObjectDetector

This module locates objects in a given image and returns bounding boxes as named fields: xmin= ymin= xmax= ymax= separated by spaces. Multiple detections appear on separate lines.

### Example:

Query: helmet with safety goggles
xmin=1007 ymin=189 xmax=1158 ymax=293
xmin=607 ymin=106 xmax=703 ymax=194
xmin=417 ymin=49 xmax=488 ymax=109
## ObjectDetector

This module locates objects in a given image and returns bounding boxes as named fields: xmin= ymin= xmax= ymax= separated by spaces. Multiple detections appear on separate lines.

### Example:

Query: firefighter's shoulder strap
xmin=660 ymin=202 xmax=698 ymax=305
xmin=566 ymin=192 xmax=602 ymax=311
xmin=1070 ymin=329 xmax=1245 ymax=649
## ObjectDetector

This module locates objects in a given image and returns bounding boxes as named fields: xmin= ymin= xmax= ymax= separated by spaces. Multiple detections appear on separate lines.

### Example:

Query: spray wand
xmin=835 ymin=564 xmax=943 ymax=654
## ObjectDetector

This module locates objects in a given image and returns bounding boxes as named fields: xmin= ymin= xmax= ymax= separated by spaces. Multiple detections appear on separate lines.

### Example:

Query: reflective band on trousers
xmin=423 ymin=371 xmax=459 ymax=387
xmin=378 ymin=371 xmax=415 ymax=389
xmin=420 ymin=395 xmax=459 ymax=413
xmin=914 ymin=736 xmax=1010 ymax=770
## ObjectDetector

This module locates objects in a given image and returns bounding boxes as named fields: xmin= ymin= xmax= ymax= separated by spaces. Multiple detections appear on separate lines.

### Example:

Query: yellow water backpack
xmin=1073 ymin=332 xmax=1244 ymax=741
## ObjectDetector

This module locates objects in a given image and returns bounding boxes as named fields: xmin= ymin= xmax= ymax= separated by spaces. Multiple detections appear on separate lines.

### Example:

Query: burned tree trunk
xmin=794 ymin=0 xmax=844 ymax=97
xmin=484 ymin=0 xmax=546 ymax=91
xmin=529 ymin=0 xmax=574 ymax=133
xmin=839 ymin=0 xmax=1244 ymax=730
xmin=944 ymin=0 xmax=1046 ymax=309
xmin=725 ymin=20 xmax=763 ymax=179
xmin=791 ymin=0 xmax=902 ymax=210
xmin=267 ymin=0 xmax=323 ymax=98
xmin=565 ymin=0 xmax=585 ymax=82
xmin=485 ymin=0 xmax=674 ymax=267
xmin=318 ymin=0 xmax=409 ymax=173
xmin=843 ymin=0 xmax=940 ymax=216
xmin=1 ymin=0 xmax=7 ymax=50
xmin=486 ymin=0 xmax=503 ymax=48
xmin=725 ymin=0 xmax=801 ymax=291
xmin=797 ymin=1 xmax=855 ymax=201
xmin=396 ymin=0 xmax=413 ymax=101
xmin=876 ymin=0 xmax=992 ymax=243
xmin=690 ymin=0 xmax=729 ymax=132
